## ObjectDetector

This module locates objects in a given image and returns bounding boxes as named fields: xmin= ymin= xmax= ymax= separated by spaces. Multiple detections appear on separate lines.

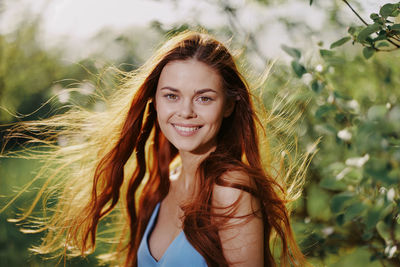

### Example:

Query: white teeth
xmin=174 ymin=125 xmax=200 ymax=132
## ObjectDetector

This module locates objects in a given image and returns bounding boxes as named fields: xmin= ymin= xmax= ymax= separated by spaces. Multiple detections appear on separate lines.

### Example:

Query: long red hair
xmin=77 ymin=31 xmax=306 ymax=266
xmin=4 ymin=31 xmax=307 ymax=266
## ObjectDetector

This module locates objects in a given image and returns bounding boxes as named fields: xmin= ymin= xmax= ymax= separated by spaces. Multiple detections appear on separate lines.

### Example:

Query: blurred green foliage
xmin=313 ymin=1 xmax=400 ymax=58
xmin=278 ymin=2 xmax=400 ymax=264
xmin=1 ymin=1 xmax=400 ymax=266
xmin=0 ymin=19 xmax=102 ymax=125
xmin=0 ymin=16 xmax=125 ymax=267
xmin=285 ymin=47 xmax=400 ymax=266
xmin=0 ymin=157 xmax=102 ymax=266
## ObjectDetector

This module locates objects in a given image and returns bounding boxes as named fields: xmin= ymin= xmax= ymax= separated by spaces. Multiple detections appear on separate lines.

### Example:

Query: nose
xmin=178 ymin=99 xmax=196 ymax=118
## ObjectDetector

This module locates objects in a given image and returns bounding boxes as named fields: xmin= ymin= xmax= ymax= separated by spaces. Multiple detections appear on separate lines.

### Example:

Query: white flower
xmin=385 ymin=245 xmax=397 ymax=258
xmin=337 ymin=129 xmax=352 ymax=141
xmin=322 ymin=227 xmax=334 ymax=237
xmin=387 ymin=188 xmax=396 ymax=202
xmin=347 ymin=100 xmax=359 ymax=112
xmin=389 ymin=246 xmax=397 ymax=258
xmin=379 ymin=187 xmax=387 ymax=195
xmin=345 ymin=154 xmax=370 ymax=168
xmin=315 ymin=64 xmax=323 ymax=72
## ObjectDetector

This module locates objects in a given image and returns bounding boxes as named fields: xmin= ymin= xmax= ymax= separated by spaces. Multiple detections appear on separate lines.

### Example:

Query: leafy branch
xmin=342 ymin=0 xmax=369 ymax=26
xmin=312 ymin=0 xmax=400 ymax=59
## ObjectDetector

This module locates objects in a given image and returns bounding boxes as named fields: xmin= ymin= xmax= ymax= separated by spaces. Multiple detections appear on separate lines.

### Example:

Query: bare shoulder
xmin=212 ymin=170 xmax=264 ymax=267
xmin=212 ymin=170 xmax=259 ymax=217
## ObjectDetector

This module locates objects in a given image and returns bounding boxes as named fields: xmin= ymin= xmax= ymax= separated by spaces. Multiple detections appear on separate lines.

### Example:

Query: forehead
xmin=157 ymin=59 xmax=223 ymax=92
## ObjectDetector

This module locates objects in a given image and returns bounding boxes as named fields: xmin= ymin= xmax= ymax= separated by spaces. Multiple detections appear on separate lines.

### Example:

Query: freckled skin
xmin=155 ymin=59 xmax=233 ymax=155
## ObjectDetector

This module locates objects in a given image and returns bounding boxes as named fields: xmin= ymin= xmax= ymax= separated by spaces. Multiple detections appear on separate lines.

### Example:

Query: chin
xmin=175 ymin=145 xmax=199 ymax=153
xmin=175 ymin=142 xmax=216 ymax=155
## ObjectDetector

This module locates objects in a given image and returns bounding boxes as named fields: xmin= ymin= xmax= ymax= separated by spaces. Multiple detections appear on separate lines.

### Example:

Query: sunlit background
xmin=1 ymin=0 xmax=393 ymax=61
xmin=1 ymin=0 xmax=400 ymax=266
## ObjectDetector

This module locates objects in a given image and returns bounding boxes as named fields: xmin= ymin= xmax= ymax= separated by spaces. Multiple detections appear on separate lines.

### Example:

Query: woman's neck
xmin=177 ymin=147 xmax=214 ymax=192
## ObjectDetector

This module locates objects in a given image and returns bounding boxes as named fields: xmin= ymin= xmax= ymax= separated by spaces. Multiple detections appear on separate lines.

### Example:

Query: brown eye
xmin=197 ymin=96 xmax=213 ymax=103
xmin=165 ymin=94 xmax=178 ymax=101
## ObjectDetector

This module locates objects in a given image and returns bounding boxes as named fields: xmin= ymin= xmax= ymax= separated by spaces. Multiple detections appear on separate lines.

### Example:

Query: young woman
xmin=5 ymin=31 xmax=308 ymax=266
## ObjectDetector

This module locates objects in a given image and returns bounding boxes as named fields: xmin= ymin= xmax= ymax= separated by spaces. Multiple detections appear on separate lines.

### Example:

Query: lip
xmin=171 ymin=123 xmax=202 ymax=137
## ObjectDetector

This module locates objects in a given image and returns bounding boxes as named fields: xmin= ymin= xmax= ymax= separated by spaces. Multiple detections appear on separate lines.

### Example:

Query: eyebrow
xmin=195 ymin=88 xmax=217 ymax=94
xmin=160 ymin=86 xmax=179 ymax=92
xmin=160 ymin=87 xmax=217 ymax=94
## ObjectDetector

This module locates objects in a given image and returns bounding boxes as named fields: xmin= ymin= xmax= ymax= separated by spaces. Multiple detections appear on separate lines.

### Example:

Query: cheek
xmin=155 ymin=101 xmax=172 ymax=120
xmin=156 ymin=110 xmax=170 ymax=137
xmin=201 ymin=106 xmax=225 ymax=125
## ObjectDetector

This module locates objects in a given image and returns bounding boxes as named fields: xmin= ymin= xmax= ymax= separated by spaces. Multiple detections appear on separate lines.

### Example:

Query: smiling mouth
xmin=172 ymin=124 xmax=202 ymax=134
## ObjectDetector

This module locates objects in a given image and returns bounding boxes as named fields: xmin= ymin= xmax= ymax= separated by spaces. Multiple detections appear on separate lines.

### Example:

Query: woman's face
xmin=155 ymin=59 xmax=233 ymax=154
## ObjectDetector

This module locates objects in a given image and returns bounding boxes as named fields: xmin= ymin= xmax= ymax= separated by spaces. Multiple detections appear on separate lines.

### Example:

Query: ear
xmin=223 ymin=99 xmax=235 ymax=118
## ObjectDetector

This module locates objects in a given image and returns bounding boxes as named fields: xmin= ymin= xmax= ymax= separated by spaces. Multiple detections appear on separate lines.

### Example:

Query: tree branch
xmin=342 ymin=0 xmax=369 ymax=26
xmin=387 ymin=38 xmax=400 ymax=48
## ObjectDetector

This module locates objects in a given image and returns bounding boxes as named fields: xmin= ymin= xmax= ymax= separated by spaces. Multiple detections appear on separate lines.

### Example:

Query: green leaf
xmin=391 ymin=24 xmax=400 ymax=31
xmin=315 ymin=104 xmax=336 ymax=119
xmin=380 ymin=3 xmax=399 ymax=18
xmin=291 ymin=61 xmax=307 ymax=78
xmin=376 ymin=220 xmax=391 ymax=243
xmin=311 ymin=80 xmax=324 ymax=93
xmin=319 ymin=49 xmax=334 ymax=57
xmin=374 ymin=30 xmax=388 ymax=41
xmin=319 ymin=177 xmax=347 ymax=191
xmin=309 ymin=0 xmax=313 ymax=5
xmin=357 ymin=23 xmax=381 ymax=42
xmin=330 ymin=37 xmax=351 ymax=49
xmin=370 ymin=13 xmax=385 ymax=25
xmin=348 ymin=26 xmax=365 ymax=39
xmin=363 ymin=47 xmax=375 ymax=59
xmin=365 ymin=157 xmax=394 ymax=185
xmin=378 ymin=219 xmax=400 ymax=241
xmin=370 ymin=13 xmax=380 ymax=20
xmin=307 ymin=183 xmax=331 ymax=221
xmin=281 ymin=45 xmax=301 ymax=59
xmin=365 ymin=208 xmax=381 ymax=230
xmin=343 ymin=169 xmax=363 ymax=184
xmin=336 ymin=213 xmax=345 ymax=226
xmin=348 ymin=26 xmax=357 ymax=35
xmin=377 ymin=41 xmax=390 ymax=47
xmin=344 ymin=202 xmax=366 ymax=223
xmin=330 ymin=192 xmax=354 ymax=214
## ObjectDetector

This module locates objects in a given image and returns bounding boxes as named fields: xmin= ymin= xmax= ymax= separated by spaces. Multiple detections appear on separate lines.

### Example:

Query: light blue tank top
xmin=137 ymin=203 xmax=208 ymax=267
